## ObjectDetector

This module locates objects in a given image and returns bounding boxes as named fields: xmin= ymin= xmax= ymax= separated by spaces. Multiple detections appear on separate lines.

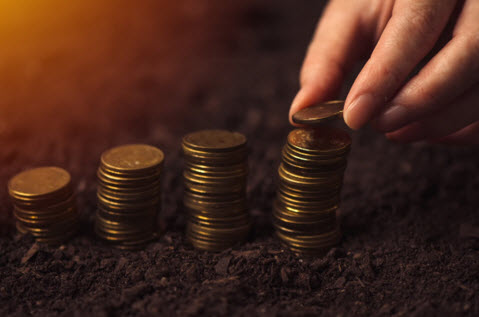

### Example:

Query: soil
xmin=1 ymin=1 xmax=479 ymax=316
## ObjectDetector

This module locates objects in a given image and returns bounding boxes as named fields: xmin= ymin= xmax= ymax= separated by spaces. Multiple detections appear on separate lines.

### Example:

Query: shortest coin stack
xmin=8 ymin=167 xmax=79 ymax=244
xmin=274 ymin=127 xmax=351 ymax=255
xmin=182 ymin=129 xmax=250 ymax=251
xmin=95 ymin=144 xmax=164 ymax=250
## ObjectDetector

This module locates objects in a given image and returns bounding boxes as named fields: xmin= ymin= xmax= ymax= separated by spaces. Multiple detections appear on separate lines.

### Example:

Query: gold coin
xmin=185 ymin=167 xmax=247 ymax=180
xmin=98 ymin=186 xmax=160 ymax=202
xmin=186 ymin=232 xmax=241 ymax=246
xmin=284 ymin=143 xmax=342 ymax=160
xmin=185 ymin=162 xmax=247 ymax=174
xmin=278 ymin=165 xmax=343 ymax=188
xmin=183 ymin=171 xmax=246 ymax=187
xmin=184 ymin=190 xmax=243 ymax=202
xmin=96 ymin=224 xmax=153 ymax=236
xmin=287 ymin=127 xmax=351 ymax=154
xmin=183 ymin=130 xmax=246 ymax=152
xmin=187 ymin=223 xmax=250 ymax=240
xmin=101 ymin=144 xmax=164 ymax=174
xmin=282 ymin=146 xmax=347 ymax=167
xmin=280 ymin=243 xmax=331 ymax=256
xmin=273 ymin=219 xmax=336 ymax=236
xmin=98 ymin=167 xmax=161 ymax=184
xmin=280 ymin=156 xmax=346 ymax=176
xmin=274 ymin=199 xmax=338 ymax=215
xmin=182 ymin=153 xmax=247 ymax=166
xmin=8 ymin=167 xmax=71 ymax=199
xmin=100 ymin=164 xmax=162 ymax=177
xmin=278 ymin=180 xmax=341 ymax=195
xmin=281 ymin=228 xmax=340 ymax=242
xmin=187 ymin=209 xmax=247 ymax=223
xmin=14 ymin=206 xmax=77 ymax=224
xmin=13 ymin=193 xmax=76 ymax=214
xmin=183 ymin=179 xmax=245 ymax=195
xmin=96 ymin=206 xmax=157 ymax=221
xmin=97 ymin=193 xmax=160 ymax=210
xmin=276 ymin=230 xmax=340 ymax=248
xmin=95 ymin=225 xmax=154 ymax=241
xmin=97 ymin=178 xmax=161 ymax=193
xmin=276 ymin=191 xmax=340 ymax=208
xmin=17 ymin=218 xmax=78 ymax=236
xmin=186 ymin=234 xmax=238 ymax=252
xmin=97 ymin=185 xmax=159 ymax=202
xmin=273 ymin=208 xmax=336 ymax=224
xmin=186 ymin=210 xmax=247 ymax=224
xmin=292 ymin=100 xmax=344 ymax=125
xmin=279 ymin=163 xmax=344 ymax=182
xmin=184 ymin=195 xmax=246 ymax=209
xmin=114 ymin=234 xmax=157 ymax=249
xmin=182 ymin=143 xmax=247 ymax=157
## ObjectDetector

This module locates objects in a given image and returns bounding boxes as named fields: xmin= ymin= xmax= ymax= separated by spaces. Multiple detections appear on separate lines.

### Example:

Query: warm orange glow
xmin=0 ymin=1 xmax=185 ymax=124
xmin=0 ymin=0 xmax=244 ymax=132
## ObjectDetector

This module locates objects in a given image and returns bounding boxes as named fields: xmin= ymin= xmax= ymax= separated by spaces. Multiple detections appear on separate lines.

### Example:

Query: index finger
xmin=289 ymin=0 xmax=371 ymax=124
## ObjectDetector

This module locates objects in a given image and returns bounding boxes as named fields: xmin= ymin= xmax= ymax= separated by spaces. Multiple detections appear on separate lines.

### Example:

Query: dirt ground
xmin=1 ymin=1 xmax=479 ymax=316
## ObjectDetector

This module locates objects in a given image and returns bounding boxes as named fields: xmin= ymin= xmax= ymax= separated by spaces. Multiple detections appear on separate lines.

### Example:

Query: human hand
xmin=289 ymin=0 xmax=479 ymax=145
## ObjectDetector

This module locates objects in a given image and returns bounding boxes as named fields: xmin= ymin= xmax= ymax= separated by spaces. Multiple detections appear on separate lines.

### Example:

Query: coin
xmin=292 ymin=100 xmax=344 ymax=125
xmin=182 ymin=129 xmax=250 ymax=252
xmin=183 ymin=129 xmax=247 ymax=152
xmin=95 ymin=144 xmax=163 ymax=250
xmin=8 ymin=167 xmax=79 ymax=244
xmin=101 ymin=144 xmax=164 ymax=174
xmin=8 ymin=167 xmax=71 ymax=199
xmin=288 ymin=127 xmax=351 ymax=155
xmin=273 ymin=127 xmax=350 ymax=255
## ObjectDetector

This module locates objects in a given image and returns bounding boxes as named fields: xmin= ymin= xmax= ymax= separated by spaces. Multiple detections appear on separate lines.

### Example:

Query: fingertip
xmin=343 ymin=93 xmax=376 ymax=130
xmin=385 ymin=123 xmax=424 ymax=143
xmin=288 ymin=86 xmax=324 ymax=125
xmin=288 ymin=88 xmax=306 ymax=124
xmin=385 ymin=131 xmax=403 ymax=143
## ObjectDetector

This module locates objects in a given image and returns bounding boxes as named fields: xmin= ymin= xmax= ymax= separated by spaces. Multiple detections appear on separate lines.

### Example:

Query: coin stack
xmin=95 ymin=144 xmax=164 ymax=250
xmin=273 ymin=127 xmax=351 ymax=255
xmin=182 ymin=130 xmax=250 ymax=251
xmin=8 ymin=167 xmax=79 ymax=244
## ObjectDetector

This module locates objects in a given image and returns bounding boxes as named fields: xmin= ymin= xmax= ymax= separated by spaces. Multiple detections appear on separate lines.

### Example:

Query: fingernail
xmin=374 ymin=105 xmax=410 ymax=133
xmin=344 ymin=94 xmax=376 ymax=130
xmin=386 ymin=123 xmax=423 ymax=143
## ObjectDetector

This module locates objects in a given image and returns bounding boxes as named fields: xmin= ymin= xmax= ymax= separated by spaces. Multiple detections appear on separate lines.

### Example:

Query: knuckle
xmin=413 ymin=86 xmax=440 ymax=110
xmin=372 ymin=63 xmax=402 ymax=96
xmin=399 ymin=80 xmax=442 ymax=111
xmin=407 ymin=7 xmax=438 ymax=37
xmin=461 ymin=33 xmax=479 ymax=59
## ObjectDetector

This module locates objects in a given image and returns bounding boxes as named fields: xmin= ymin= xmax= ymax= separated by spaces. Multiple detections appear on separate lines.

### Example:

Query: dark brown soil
xmin=1 ymin=1 xmax=479 ymax=316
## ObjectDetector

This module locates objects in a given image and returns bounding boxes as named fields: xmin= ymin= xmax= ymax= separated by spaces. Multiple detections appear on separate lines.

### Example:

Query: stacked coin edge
xmin=274 ymin=127 xmax=351 ymax=255
xmin=182 ymin=130 xmax=251 ymax=252
xmin=95 ymin=144 xmax=164 ymax=250
xmin=8 ymin=167 xmax=79 ymax=244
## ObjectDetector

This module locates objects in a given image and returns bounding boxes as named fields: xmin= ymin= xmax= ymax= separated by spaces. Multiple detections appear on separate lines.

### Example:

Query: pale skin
xmin=289 ymin=0 xmax=479 ymax=145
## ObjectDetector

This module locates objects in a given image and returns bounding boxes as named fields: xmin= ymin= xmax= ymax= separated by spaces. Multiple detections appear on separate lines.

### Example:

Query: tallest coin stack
xmin=273 ymin=127 xmax=351 ymax=255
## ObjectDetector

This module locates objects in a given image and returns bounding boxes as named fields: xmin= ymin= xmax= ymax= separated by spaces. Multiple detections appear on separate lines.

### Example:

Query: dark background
xmin=1 ymin=1 xmax=479 ymax=315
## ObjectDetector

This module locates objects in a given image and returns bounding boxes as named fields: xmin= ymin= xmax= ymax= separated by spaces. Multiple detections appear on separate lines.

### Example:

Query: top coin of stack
xmin=182 ymin=130 xmax=250 ymax=251
xmin=292 ymin=100 xmax=344 ymax=125
xmin=95 ymin=144 xmax=164 ymax=250
xmin=274 ymin=125 xmax=351 ymax=255
xmin=8 ymin=167 xmax=79 ymax=244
